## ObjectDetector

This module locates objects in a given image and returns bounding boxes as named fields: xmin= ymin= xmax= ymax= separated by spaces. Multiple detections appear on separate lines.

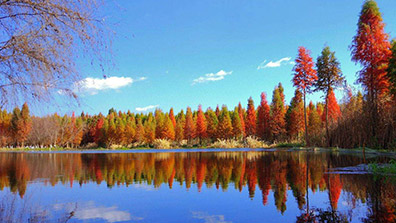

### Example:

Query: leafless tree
xmin=0 ymin=0 xmax=111 ymax=108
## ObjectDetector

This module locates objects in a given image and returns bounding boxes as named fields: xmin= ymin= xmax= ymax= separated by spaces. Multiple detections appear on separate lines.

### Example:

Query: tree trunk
xmin=325 ymin=92 xmax=329 ymax=147
xmin=304 ymin=90 xmax=308 ymax=146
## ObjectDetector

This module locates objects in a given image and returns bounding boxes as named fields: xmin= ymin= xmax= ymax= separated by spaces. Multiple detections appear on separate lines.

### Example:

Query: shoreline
xmin=0 ymin=146 xmax=395 ymax=157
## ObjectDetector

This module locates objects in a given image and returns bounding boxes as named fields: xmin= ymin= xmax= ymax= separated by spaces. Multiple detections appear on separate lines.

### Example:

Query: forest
xmin=0 ymin=0 xmax=395 ymax=150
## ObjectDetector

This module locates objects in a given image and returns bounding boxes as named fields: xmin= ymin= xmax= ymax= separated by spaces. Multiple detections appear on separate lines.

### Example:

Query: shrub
xmin=153 ymin=139 xmax=172 ymax=149
xmin=210 ymin=139 xmax=243 ymax=148
xmin=245 ymin=136 xmax=268 ymax=148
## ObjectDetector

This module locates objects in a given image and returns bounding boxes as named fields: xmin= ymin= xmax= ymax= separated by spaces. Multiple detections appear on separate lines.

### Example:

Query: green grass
xmin=275 ymin=142 xmax=305 ymax=148
xmin=368 ymin=159 xmax=396 ymax=175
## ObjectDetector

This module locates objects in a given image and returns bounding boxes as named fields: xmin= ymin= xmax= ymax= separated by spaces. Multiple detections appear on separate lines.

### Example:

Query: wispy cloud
xmin=136 ymin=105 xmax=159 ymax=112
xmin=74 ymin=76 xmax=146 ymax=95
xmin=193 ymin=70 xmax=232 ymax=84
xmin=257 ymin=57 xmax=292 ymax=69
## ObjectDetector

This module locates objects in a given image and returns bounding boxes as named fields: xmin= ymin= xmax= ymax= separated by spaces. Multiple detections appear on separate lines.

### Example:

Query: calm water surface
xmin=0 ymin=149 xmax=395 ymax=222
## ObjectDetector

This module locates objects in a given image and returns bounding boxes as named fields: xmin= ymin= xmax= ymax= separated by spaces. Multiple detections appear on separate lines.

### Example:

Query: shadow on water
xmin=0 ymin=150 xmax=394 ymax=222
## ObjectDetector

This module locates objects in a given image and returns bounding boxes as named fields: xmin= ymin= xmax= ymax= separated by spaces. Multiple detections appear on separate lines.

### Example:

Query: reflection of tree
xmin=326 ymin=174 xmax=342 ymax=210
xmin=296 ymin=208 xmax=349 ymax=223
xmin=362 ymin=176 xmax=396 ymax=223
xmin=0 ymin=151 xmax=395 ymax=221
xmin=272 ymin=159 xmax=287 ymax=213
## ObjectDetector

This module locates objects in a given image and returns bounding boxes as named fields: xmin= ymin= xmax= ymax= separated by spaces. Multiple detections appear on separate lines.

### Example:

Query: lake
xmin=0 ymin=149 xmax=395 ymax=222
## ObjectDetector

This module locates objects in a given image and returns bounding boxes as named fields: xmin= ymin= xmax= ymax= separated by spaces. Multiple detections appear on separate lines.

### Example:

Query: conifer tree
xmin=169 ymin=108 xmax=176 ymax=128
xmin=135 ymin=116 xmax=145 ymax=144
xmin=246 ymin=97 xmax=256 ymax=136
xmin=388 ymin=40 xmax=396 ymax=97
xmin=11 ymin=107 xmax=21 ymax=146
xmin=20 ymin=103 xmax=32 ymax=147
xmin=323 ymin=89 xmax=341 ymax=122
xmin=270 ymin=84 xmax=286 ymax=140
xmin=205 ymin=108 xmax=219 ymax=141
xmin=162 ymin=115 xmax=175 ymax=140
xmin=217 ymin=106 xmax=233 ymax=139
xmin=315 ymin=46 xmax=343 ymax=146
xmin=351 ymin=0 xmax=392 ymax=137
xmin=175 ymin=110 xmax=185 ymax=142
xmin=308 ymin=101 xmax=321 ymax=139
xmin=286 ymin=90 xmax=304 ymax=140
xmin=232 ymin=109 xmax=243 ymax=139
xmin=184 ymin=107 xmax=195 ymax=141
xmin=256 ymin=93 xmax=271 ymax=140
xmin=195 ymin=105 xmax=207 ymax=143
xmin=144 ymin=113 xmax=156 ymax=144
xmin=293 ymin=47 xmax=318 ymax=145
xmin=237 ymin=102 xmax=246 ymax=136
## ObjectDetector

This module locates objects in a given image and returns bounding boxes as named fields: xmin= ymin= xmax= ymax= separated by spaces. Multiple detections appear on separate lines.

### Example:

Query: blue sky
xmin=43 ymin=0 xmax=396 ymax=115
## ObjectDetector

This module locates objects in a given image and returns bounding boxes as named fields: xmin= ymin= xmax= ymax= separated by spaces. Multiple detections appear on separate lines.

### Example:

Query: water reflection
xmin=0 ymin=151 xmax=395 ymax=222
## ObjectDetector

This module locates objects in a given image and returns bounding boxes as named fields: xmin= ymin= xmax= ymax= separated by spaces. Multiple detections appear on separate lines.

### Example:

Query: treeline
xmin=0 ymin=0 xmax=396 ymax=150
xmin=0 ymin=83 xmax=341 ymax=148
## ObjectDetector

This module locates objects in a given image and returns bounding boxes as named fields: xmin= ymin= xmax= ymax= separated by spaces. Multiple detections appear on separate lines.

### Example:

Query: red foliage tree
xmin=169 ymin=108 xmax=176 ymax=128
xmin=237 ymin=102 xmax=246 ymax=136
xmin=286 ymin=90 xmax=304 ymax=139
xmin=351 ymin=0 xmax=392 ymax=137
xmin=322 ymin=89 xmax=341 ymax=122
xmin=184 ymin=107 xmax=195 ymax=141
xmin=245 ymin=97 xmax=256 ymax=136
xmin=270 ymin=84 xmax=286 ymax=140
xmin=93 ymin=117 xmax=104 ymax=145
xmin=293 ymin=47 xmax=318 ymax=145
xmin=351 ymin=0 xmax=391 ymax=99
xmin=195 ymin=105 xmax=207 ymax=141
xmin=256 ymin=93 xmax=270 ymax=140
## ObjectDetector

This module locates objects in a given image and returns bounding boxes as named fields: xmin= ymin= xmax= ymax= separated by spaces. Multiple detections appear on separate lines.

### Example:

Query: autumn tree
xmin=124 ymin=116 xmax=136 ymax=145
xmin=237 ymin=102 xmax=246 ymax=136
xmin=195 ymin=105 xmax=207 ymax=143
xmin=161 ymin=115 xmax=175 ymax=140
xmin=144 ymin=113 xmax=156 ymax=144
xmin=93 ymin=116 xmax=105 ymax=146
xmin=175 ymin=110 xmax=185 ymax=142
xmin=232 ymin=109 xmax=244 ymax=139
xmin=323 ymin=89 xmax=341 ymax=123
xmin=205 ymin=108 xmax=218 ymax=140
xmin=0 ymin=110 xmax=12 ymax=146
xmin=270 ymin=84 xmax=286 ymax=140
xmin=388 ymin=40 xmax=396 ymax=97
xmin=245 ymin=97 xmax=256 ymax=136
xmin=351 ymin=0 xmax=392 ymax=137
xmin=286 ymin=90 xmax=304 ymax=140
xmin=11 ymin=103 xmax=32 ymax=147
xmin=293 ymin=47 xmax=318 ymax=145
xmin=135 ymin=116 xmax=145 ymax=144
xmin=184 ymin=107 xmax=195 ymax=141
xmin=169 ymin=108 xmax=177 ymax=128
xmin=155 ymin=109 xmax=165 ymax=139
xmin=217 ymin=106 xmax=233 ymax=139
xmin=315 ymin=46 xmax=344 ymax=146
xmin=307 ymin=102 xmax=321 ymax=140
xmin=256 ymin=93 xmax=271 ymax=140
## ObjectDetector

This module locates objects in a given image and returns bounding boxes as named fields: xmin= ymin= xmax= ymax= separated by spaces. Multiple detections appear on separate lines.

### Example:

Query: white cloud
xmin=191 ymin=211 xmax=231 ymax=223
xmin=257 ymin=57 xmax=292 ymax=69
xmin=136 ymin=105 xmax=159 ymax=112
xmin=53 ymin=201 xmax=141 ymax=223
xmin=74 ymin=76 xmax=146 ymax=95
xmin=193 ymin=70 xmax=232 ymax=84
